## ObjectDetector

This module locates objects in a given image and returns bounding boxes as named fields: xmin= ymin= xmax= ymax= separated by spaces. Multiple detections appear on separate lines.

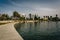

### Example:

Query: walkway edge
xmin=0 ymin=22 xmax=23 ymax=40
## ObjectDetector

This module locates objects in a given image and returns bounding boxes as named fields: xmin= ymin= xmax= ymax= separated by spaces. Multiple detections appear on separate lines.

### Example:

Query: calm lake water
xmin=16 ymin=21 xmax=60 ymax=40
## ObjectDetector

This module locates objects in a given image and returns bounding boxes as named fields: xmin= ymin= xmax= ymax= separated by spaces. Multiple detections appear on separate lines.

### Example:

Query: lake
xmin=15 ymin=21 xmax=60 ymax=40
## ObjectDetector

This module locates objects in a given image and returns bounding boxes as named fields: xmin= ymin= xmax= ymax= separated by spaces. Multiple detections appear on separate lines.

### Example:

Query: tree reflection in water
xmin=15 ymin=22 xmax=60 ymax=40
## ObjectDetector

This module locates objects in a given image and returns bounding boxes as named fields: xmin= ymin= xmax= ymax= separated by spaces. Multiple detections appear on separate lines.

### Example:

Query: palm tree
xmin=29 ymin=13 xmax=32 ymax=20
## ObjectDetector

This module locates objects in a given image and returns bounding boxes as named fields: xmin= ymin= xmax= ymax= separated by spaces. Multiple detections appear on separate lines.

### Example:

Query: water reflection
xmin=15 ymin=21 xmax=60 ymax=40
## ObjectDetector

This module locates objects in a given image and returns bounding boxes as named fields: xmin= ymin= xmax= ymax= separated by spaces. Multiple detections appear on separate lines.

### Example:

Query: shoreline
xmin=0 ymin=20 xmax=59 ymax=25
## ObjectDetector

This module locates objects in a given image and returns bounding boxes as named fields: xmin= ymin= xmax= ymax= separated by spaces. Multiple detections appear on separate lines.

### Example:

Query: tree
xmin=0 ymin=14 xmax=9 ymax=20
xmin=56 ymin=14 xmax=58 ymax=18
xmin=50 ymin=16 xmax=52 ymax=21
xmin=55 ymin=14 xmax=59 ymax=21
xmin=52 ymin=14 xmax=59 ymax=21
xmin=34 ymin=14 xmax=38 ymax=20
xmin=13 ymin=11 xmax=20 ymax=18
xmin=29 ymin=13 xmax=32 ymax=20
xmin=38 ymin=17 xmax=40 ymax=20
xmin=43 ymin=16 xmax=45 ymax=19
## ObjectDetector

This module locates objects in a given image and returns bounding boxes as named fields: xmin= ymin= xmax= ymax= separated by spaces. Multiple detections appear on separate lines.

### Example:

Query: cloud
xmin=0 ymin=0 xmax=60 ymax=17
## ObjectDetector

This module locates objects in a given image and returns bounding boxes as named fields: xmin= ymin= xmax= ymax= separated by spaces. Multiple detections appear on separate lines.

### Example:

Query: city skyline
xmin=0 ymin=0 xmax=60 ymax=17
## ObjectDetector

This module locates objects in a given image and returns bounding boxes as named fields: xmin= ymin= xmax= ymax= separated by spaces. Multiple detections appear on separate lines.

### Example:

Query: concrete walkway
xmin=0 ymin=22 xmax=23 ymax=40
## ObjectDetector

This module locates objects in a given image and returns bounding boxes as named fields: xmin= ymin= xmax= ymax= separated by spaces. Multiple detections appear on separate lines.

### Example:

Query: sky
xmin=0 ymin=0 xmax=60 ymax=17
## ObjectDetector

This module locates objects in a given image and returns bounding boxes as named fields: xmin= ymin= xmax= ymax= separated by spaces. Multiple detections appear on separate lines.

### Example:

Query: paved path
xmin=0 ymin=22 xmax=23 ymax=40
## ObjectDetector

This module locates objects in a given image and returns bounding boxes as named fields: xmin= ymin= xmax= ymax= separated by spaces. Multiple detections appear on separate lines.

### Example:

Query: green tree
xmin=13 ymin=11 xmax=20 ymax=18
xmin=1 ymin=14 xmax=9 ymax=20
xmin=34 ymin=14 xmax=38 ymax=20
xmin=38 ymin=17 xmax=40 ymax=20
xmin=29 ymin=13 xmax=32 ymax=20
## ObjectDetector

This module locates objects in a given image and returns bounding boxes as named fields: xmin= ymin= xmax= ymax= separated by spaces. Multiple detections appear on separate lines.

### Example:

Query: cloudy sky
xmin=0 ymin=0 xmax=60 ymax=17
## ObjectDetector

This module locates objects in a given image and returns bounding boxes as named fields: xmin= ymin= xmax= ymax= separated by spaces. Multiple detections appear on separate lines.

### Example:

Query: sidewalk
xmin=0 ymin=22 xmax=23 ymax=40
